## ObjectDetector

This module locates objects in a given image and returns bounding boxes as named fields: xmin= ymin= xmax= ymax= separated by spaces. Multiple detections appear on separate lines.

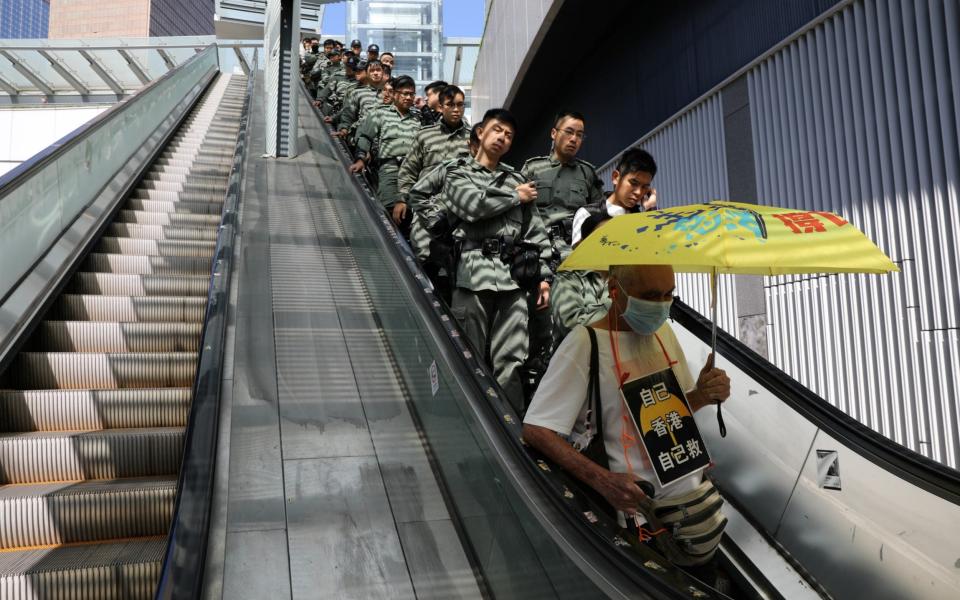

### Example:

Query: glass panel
xmin=0 ymin=45 xmax=218 ymax=300
xmin=48 ymin=50 xmax=103 ymax=91
xmin=88 ymin=49 xmax=141 ymax=89
xmin=298 ymin=91 xmax=608 ymax=599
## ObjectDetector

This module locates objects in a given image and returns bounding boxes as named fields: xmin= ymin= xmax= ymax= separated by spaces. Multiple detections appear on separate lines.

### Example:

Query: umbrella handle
xmin=709 ymin=269 xmax=727 ymax=438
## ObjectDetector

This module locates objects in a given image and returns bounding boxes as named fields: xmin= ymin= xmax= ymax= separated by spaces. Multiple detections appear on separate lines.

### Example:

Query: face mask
xmin=617 ymin=284 xmax=672 ymax=334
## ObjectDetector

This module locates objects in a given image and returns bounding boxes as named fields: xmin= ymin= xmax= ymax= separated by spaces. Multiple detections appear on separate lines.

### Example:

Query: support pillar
xmin=264 ymin=0 xmax=300 ymax=157
xmin=722 ymin=75 xmax=768 ymax=358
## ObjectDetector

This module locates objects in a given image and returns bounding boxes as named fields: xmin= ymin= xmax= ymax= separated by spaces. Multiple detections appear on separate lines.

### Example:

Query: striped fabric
xmin=443 ymin=157 xmax=552 ymax=292
xmin=355 ymin=106 xmax=421 ymax=161
xmin=337 ymin=84 xmax=379 ymax=131
xmin=398 ymin=120 xmax=471 ymax=195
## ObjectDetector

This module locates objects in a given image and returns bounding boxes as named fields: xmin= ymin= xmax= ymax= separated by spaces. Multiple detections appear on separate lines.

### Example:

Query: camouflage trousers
xmin=451 ymin=288 xmax=528 ymax=413
xmin=377 ymin=162 xmax=402 ymax=208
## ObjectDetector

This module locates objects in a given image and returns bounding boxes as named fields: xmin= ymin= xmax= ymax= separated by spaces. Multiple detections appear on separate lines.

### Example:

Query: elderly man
xmin=523 ymin=263 xmax=731 ymax=580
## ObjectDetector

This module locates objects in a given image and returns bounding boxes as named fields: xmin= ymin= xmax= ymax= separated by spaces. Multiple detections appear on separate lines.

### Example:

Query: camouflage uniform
xmin=325 ymin=77 xmax=359 ymax=119
xmin=355 ymin=106 xmax=421 ymax=209
xmin=442 ymin=157 xmax=552 ymax=411
xmin=551 ymin=270 xmax=610 ymax=346
xmin=520 ymin=155 xmax=605 ymax=362
xmin=336 ymin=84 xmax=380 ymax=136
xmin=398 ymin=120 xmax=471 ymax=261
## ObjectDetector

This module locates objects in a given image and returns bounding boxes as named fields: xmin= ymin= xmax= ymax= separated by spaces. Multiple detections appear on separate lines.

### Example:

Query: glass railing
xmin=0 ymin=44 xmax=218 ymax=304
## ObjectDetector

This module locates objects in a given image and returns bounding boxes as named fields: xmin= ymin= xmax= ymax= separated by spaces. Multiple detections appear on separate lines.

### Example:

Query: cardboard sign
xmin=621 ymin=368 xmax=710 ymax=487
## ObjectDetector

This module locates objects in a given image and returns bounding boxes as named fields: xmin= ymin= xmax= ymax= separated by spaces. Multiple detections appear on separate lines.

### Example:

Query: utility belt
xmin=460 ymin=235 xmax=541 ymax=290
xmin=379 ymin=156 xmax=404 ymax=168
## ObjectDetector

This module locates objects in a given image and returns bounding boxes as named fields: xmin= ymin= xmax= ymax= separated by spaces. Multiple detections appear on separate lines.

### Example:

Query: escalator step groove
xmin=8 ymin=352 xmax=198 ymax=389
xmin=0 ymin=389 xmax=191 ymax=432
xmin=0 ymin=477 xmax=176 ymax=548
xmin=95 ymin=238 xmax=216 ymax=258
xmin=0 ymin=428 xmax=184 ymax=483
xmin=123 ymin=199 xmax=224 ymax=215
xmin=32 ymin=322 xmax=202 ymax=353
xmin=114 ymin=210 xmax=222 ymax=227
xmin=84 ymin=253 xmax=213 ymax=275
xmin=51 ymin=295 xmax=206 ymax=323
xmin=69 ymin=273 xmax=210 ymax=296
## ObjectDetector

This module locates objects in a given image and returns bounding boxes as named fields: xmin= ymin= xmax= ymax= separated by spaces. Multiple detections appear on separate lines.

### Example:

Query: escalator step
xmin=8 ymin=352 xmax=197 ymax=389
xmin=84 ymin=253 xmax=212 ymax=276
xmin=51 ymin=295 xmax=206 ymax=323
xmin=0 ymin=536 xmax=164 ymax=600
xmin=68 ymin=273 xmax=210 ymax=296
xmin=0 ymin=428 xmax=184 ymax=483
xmin=0 ymin=388 xmax=191 ymax=431
xmin=96 ymin=237 xmax=215 ymax=258
xmin=0 ymin=477 xmax=176 ymax=548
xmin=124 ymin=199 xmax=224 ymax=215
xmin=106 ymin=222 xmax=218 ymax=241
xmin=32 ymin=322 xmax=201 ymax=353
xmin=114 ymin=210 xmax=222 ymax=227
xmin=130 ymin=189 xmax=227 ymax=204
xmin=139 ymin=180 xmax=227 ymax=195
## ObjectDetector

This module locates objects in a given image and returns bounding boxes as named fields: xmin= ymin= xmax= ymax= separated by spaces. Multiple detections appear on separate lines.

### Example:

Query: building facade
xmin=0 ymin=0 xmax=49 ymax=38
xmin=347 ymin=0 xmax=442 ymax=90
xmin=48 ymin=0 xmax=213 ymax=38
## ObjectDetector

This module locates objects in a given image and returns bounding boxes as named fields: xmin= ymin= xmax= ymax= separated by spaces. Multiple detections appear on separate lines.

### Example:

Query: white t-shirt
xmin=571 ymin=202 xmax=632 ymax=246
xmin=524 ymin=323 xmax=702 ymax=501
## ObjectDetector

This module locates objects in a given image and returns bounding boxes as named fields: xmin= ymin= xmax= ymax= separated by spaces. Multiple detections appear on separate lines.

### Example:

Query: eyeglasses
xmin=397 ymin=90 xmax=416 ymax=98
xmin=557 ymin=127 xmax=586 ymax=140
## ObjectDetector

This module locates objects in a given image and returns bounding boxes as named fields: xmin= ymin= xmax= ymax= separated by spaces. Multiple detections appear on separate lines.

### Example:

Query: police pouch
xmin=501 ymin=202 xmax=542 ymax=290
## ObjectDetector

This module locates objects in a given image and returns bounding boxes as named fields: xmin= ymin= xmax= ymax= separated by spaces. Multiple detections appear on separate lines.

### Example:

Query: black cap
xmin=356 ymin=60 xmax=369 ymax=71
xmin=367 ymin=44 xmax=379 ymax=53
xmin=351 ymin=39 xmax=362 ymax=48
xmin=326 ymin=47 xmax=341 ymax=57
xmin=345 ymin=55 xmax=359 ymax=70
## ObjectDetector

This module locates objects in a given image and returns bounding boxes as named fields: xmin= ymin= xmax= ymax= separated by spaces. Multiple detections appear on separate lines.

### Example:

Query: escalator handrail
xmin=670 ymin=300 xmax=960 ymax=505
xmin=0 ymin=44 xmax=218 ymax=195
xmin=154 ymin=52 xmax=258 ymax=600
xmin=302 ymin=84 xmax=725 ymax=600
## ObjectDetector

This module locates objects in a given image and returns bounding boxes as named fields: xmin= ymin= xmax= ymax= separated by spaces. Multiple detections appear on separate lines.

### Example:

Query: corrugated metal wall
xmin=597 ymin=96 xmax=739 ymax=336
xmin=591 ymin=0 xmax=959 ymax=468
xmin=749 ymin=0 xmax=960 ymax=467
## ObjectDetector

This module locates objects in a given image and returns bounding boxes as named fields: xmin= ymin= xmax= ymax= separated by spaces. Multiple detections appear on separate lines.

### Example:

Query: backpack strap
xmin=582 ymin=327 xmax=609 ymax=472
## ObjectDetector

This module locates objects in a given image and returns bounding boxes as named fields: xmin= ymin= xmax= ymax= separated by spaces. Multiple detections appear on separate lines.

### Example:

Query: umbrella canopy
xmin=559 ymin=201 xmax=899 ymax=275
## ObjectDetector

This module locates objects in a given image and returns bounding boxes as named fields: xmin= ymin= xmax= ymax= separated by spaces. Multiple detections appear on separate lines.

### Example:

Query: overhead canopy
xmin=0 ymin=37 xmax=258 ymax=104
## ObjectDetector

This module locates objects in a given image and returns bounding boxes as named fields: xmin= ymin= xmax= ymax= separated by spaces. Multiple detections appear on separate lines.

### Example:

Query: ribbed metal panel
xmin=0 ymin=389 xmax=191 ymax=431
xmin=748 ymin=0 xmax=960 ymax=467
xmin=596 ymin=96 xmax=738 ymax=335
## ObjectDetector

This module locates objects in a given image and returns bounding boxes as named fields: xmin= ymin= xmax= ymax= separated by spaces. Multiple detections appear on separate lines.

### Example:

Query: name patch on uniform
xmin=622 ymin=368 xmax=710 ymax=487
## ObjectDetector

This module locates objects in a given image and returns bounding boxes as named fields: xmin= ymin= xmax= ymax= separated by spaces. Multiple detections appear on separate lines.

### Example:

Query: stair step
xmin=84 ymin=253 xmax=212 ymax=276
xmin=68 ymin=273 xmax=210 ymax=296
xmin=0 ymin=536 xmax=164 ymax=600
xmin=106 ymin=222 xmax=219 ymax=241
xmin=32 ymin=322 xmax=201 ymax=353
xmin=0 ymin=477 xmax=176 ymax=548
xmin=124 ymin=198 xmax=223 ymax=215
xmin=49 ymin=295 xmax=205 ymax=324
xmin=96 ymin=238 xmax=216 ymax=258
xmin=0 ymin=388 xmax=191 ymax=431
xmin=7 ymin=352 xmax=198 ymax=389
xmin=0 ymin=428 xmax=184 ymax=483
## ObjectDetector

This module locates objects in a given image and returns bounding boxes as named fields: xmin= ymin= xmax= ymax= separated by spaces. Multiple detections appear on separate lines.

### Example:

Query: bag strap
xmin=584 ymin=327 xmax=609 ymax=472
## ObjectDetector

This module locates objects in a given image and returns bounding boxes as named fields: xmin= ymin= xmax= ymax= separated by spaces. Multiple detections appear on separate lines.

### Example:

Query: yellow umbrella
xmin=559 ymin=200 xmax=899 ymax=435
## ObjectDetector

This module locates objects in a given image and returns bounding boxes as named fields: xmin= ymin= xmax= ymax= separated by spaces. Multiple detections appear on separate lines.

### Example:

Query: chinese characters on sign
xmin=772 ymin=211 xmax=848 ymax=234
xmin=621 ymin=368 xmax=711 ymax=487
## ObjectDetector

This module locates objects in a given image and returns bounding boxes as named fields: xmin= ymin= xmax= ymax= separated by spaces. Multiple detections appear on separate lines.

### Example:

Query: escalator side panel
xmin=673 ymin=326 xmax=960 ymax=599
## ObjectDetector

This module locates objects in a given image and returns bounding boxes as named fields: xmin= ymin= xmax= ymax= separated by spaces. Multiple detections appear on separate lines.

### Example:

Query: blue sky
xmin=321 ymin=1 xmax=484 ymax=37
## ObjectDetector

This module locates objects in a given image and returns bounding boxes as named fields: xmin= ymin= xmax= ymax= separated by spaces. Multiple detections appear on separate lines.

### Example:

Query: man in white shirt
xmin=571 ymin=148 xmax=660 ymax=247
xmin=523 ymin=264 xmax=730 ymax=513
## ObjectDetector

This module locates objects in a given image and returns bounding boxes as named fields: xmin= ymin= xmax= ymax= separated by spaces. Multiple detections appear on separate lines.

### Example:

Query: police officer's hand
xmin=323 ymin=116 xmax=333 ymax=124
xmin=694 ymin=353 xmax=730 ymax=406
xmin=595 ymin=471 xmax=649 ymax=515
xmin=536 ymin=281 xmax=550 ymax=310
xmin=348 ymin=159 xmax=365 ymax=174
xmin=516 ymin=182 xmax=538 ymax=204
xmin=392 ymin=202 xmax=407 ymax=224
xmin=414 ymin=96 xmax=425 ymax=109
xmin=642 ymin=189 xmax=658 ymax=211
xmin=313 ymin=100 xmax=322 ymax=108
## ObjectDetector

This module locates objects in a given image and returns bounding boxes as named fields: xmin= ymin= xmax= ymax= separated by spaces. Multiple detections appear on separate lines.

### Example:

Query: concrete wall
xmin=0 ymin=105 xmax=108 ymax=176
xmin=471 ymin=0 xmax=562 ymax=119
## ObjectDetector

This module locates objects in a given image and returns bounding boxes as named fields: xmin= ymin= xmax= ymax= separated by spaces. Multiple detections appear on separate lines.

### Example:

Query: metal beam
xmin=79 ymin=49 xmax=124 ymax=95
xmin=0 ymin=50 xmax=55 ymax=96
xmin=37 ymin=50 xmax=90 ymax=95
xmin=0 ymin=74 xmax=19 ymax=96
xmin=156 ymin=48 xmax=177 ymax=72
xmin=233 ymin=47 xmax=250 ymax=76
xmin=451 ymin=44 xmax=463 ymax=85
xmin=117 ymin=48 xmax=150 ymax=85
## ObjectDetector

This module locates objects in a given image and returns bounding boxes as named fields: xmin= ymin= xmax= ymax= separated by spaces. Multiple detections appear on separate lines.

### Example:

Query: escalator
xmin=0 ymin=72 xmax=245 ymax=598
xmin=300 ymin=83 xmax=960 ymax=599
